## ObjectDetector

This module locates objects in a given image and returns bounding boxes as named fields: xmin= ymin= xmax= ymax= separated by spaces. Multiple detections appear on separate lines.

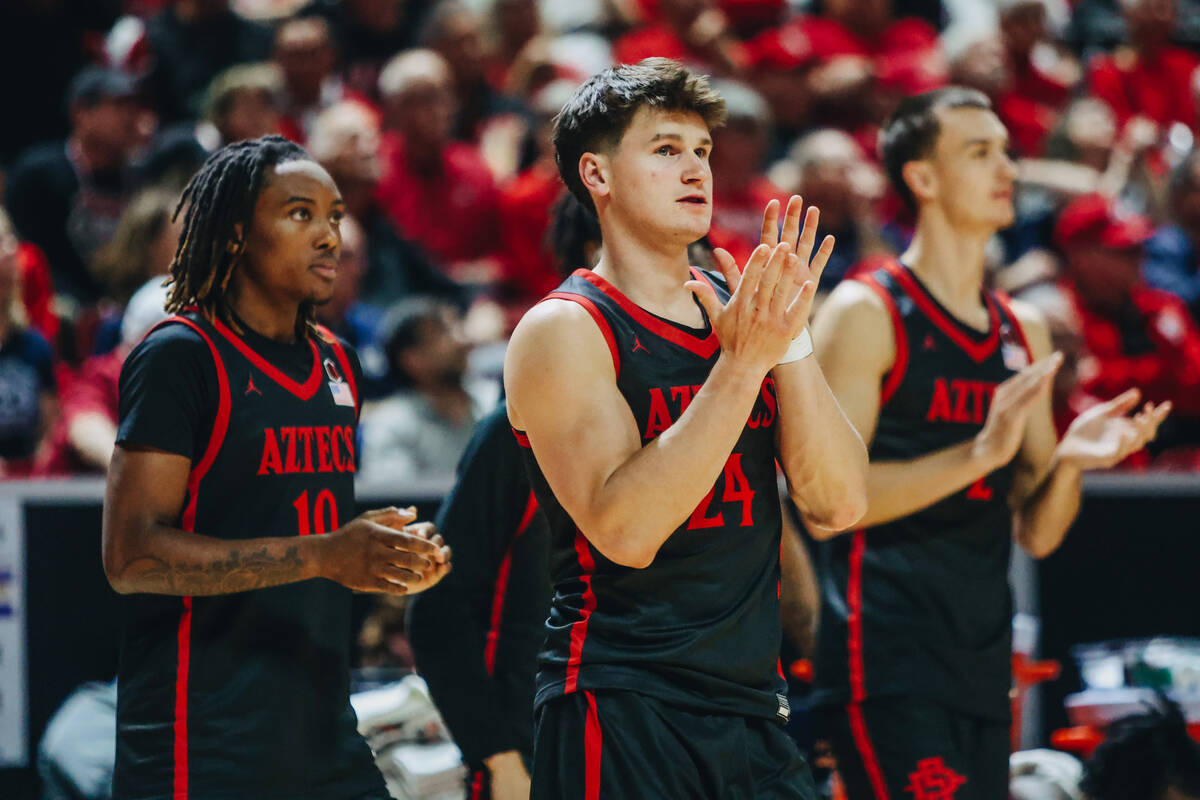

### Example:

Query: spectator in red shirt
xmin=613 ymin=0 xmax=745 ymax=74
xmin=46 ymin=279 xmax=169 ymax=474
xmin=1086 ymin=0 xmax=1200 ymax=134
xmin=706 ymin=80 xmax=786 ymax=264
xmin=308 ymin=100 xmax=466 ymax=310
xmin=422 ymin=2 xmax=530 ymax=144
xmin=375 ymin=50 xmax=503 ymax=286
xmin=1056 ymin=194 xmax=1200 ymax=450
xmin=496 ymin=81 xmax=576 ymax=318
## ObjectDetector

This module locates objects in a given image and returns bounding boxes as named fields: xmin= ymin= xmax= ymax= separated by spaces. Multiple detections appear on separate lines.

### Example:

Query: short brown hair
xmin=553 ymin=58 xmax=726 ymax=216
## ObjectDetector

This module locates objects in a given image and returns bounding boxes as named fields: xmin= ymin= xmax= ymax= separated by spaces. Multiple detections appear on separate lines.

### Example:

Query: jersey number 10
xmin=294 ymin=489 xmax=340 ymax=536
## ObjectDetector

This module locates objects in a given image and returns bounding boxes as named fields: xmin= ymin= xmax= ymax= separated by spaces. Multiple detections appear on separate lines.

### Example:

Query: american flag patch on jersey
xmin=1002 ymin=342 xmax=1029 ymax=371
xmin=328 ymin=380 xmax=354 ymax=407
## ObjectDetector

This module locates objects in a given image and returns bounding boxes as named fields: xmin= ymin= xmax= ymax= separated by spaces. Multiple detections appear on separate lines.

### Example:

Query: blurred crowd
xmin=3 ymin=0 xmax=1200 ymax=479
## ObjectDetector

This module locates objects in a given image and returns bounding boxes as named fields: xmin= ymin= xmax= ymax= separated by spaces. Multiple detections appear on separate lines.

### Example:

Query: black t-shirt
xmin=408 ymin=399 xmax=551 ymax=768
xmin=6 ymin=142 xmax=127 ymax=304
xmin=517 ymin=268 xmax=790 ymax=724
xmin=113 ymin=313 xmax=382 ymax=800
xmin=812 ymin=260 xmax=1032 ymax=721
xmin=0 ymin=327 xmax=55 ymax=460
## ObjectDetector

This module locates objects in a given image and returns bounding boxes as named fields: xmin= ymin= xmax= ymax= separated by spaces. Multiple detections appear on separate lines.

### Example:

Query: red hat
xmin=1054 ymin=194 xmax=1153 ymax=250
xmin=742 ymin=24 xmax=819 ymax=71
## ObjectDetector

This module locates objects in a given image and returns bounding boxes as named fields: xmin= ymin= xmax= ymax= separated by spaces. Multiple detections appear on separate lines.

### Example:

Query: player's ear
xmin=225 ymin=222 xmax=245 ymax=255
xmin=579 ymin=152 xmax=611 ymax=203
xmin=902 ymin=160 xmax=937 ymax=205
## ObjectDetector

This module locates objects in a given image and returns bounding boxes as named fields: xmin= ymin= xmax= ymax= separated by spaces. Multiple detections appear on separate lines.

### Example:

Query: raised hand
xmin=320 ymin=507 xmax=452 ymax=596
xmin=972 ymin=353 xmax=1064 ymax=470
xmin=686 ymin=197 xmax=834 ymax=375
xmin=1058 ymin=389 xmax=1172 ymax=470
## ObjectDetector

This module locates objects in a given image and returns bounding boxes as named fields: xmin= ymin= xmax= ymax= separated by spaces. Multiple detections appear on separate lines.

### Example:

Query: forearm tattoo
xmin=120 ymin=545 xmax=307 ymax=596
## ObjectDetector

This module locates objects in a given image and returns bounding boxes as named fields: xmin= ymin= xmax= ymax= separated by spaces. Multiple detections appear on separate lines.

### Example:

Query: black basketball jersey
xmin=812 ymin=260 xmax=1033 ymax=720
xmin=516 ymin=268 xmax=790 ymax=723
xmin=113 ymin=312 xmax=383 ymax=800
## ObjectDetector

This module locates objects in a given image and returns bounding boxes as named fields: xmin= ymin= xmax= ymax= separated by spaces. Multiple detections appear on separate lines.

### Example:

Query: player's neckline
xmin=887 ymin=261 xmax=1001 ymax=363
xmin=574 ymin=268 xmax=720 ymax=358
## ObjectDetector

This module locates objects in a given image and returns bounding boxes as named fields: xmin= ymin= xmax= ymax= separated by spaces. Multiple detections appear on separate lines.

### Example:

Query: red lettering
xmin=314 ymin=489 xmax=338 ymax=533
xmin=282 ymin=427 xmax=301 ymax=473
xmin=760 ymin=378 xmax=777 ymax=428
xmin=343 ymin=426 xmax=356 ymax=472
xmin=257 ymin=429 xmax=283 ymax=475
xmin=967 ymin=476 xmax=994 ymax=501
xmin=294 ymin=490 xmax=311 ymax=536
xmin=722 ymin=453 xmax=755 ymax=526
xmin=331 ymin=428 xmax=344 ymax=471
xmin=645 ymin=388 xmax=672 ymax=439
xmin=687 ymin=484 xmax=724 ymax=529
xmin=297 ymin=427 xmax=315 ymax=472
xmin=671 ymin=385 xmax=696 ymax=415
xmin=927 ymin=379 xmax=952 ymax=422
xmin=316 ymin=428 xmax=333 ymax=472
xmin=970 ymin=381 xmax=988 ymax=424
xmin=951 ymin=379 xmax=971 ymax=423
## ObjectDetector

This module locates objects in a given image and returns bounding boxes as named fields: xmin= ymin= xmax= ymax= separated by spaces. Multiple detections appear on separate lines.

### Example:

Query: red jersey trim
xmin=847 ymin=701 xmax=892 ymax=800
xmin=565 ymin=530 xmax=598 ymax=693
xmin=848 ymin=530 xmax=867 ymax=703
xmin=992 ymin=291 xmax=1035 ymax=362
xmin=543 ymin=291 xmax=621 ymax=376
xmin=483 ymin=490 xmax=540 ymax=674
xmin=584 ymin=690 xmax=603 ymax=800
xmin=210 ymin=317 xmax=323 ymax=400
xmin=574 ymin=268 xmax=720 ymax=359
xmin=318 ymin=326 xmax=360 ymax=415
xmin=855 ymin=274 xmax=910 ymax=408
xmin=158 ymin=316 xmax=232 ymax=800
xmin=512 ymin=428 xmax=531 ymax=448
xmin=882 ymin=261 xmax=1001 ymax=364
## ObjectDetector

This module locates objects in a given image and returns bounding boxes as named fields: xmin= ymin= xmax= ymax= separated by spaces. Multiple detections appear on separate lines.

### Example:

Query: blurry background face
xmin=346 ymin=0 xmax=404 ymax=29
xmin=1063 ymin=100 xmax=1116 ymax=172
xmin=823 ymin=0 xmax=892 ymax=37
xmin=711 ymin=119 xmax=767 ymax=189
xmin=275 ymin=19 xmax=336 ymax=104
xmin=431 ymin=10 xmax=486 ymax=87
xmin=1068 ymin=244 xmax=1142 ymax=309
xmin=951 ymin=35 xmax=1010 ymax=95
xmin=219 ymin=89 xmax=280 ymax=143
xmin=394 ymin=78 xmax=455 ymax=146
xmin=1124 ymin=0 xmax=1175 ymax=44
xmin=0 ymin=213 xmax=20 ymax=305
xmin=327 ymin=215 xmax=366 ymax=319
xmin=319 ymin=108 xmax=382 ymax=188
xmin=75 ymin=96 xmax=141 ymax=162
xmin=1000 ymin=1 xmax=1047 ymax=57
xmin=795 ymin=131 xmax=868 ymax=226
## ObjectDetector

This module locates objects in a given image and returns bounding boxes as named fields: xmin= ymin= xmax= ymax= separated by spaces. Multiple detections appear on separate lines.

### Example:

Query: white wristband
xmin=777 ymin=328 xmax=813 ymax=364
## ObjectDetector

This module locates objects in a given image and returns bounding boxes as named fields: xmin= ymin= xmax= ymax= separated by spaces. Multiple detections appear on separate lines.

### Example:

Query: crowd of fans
xmin=3 ymin=0 xmax=1200 ymax=480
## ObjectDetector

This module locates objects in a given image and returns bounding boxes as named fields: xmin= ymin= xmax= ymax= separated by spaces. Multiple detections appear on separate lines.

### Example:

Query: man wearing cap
xmin=1057 ymin=194 xmax=1200 ymax=446
xmin=6 ymin=66 xmax=142 ymax=308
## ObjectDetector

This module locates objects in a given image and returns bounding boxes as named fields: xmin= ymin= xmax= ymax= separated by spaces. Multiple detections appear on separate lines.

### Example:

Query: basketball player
xmin=504 ymin=58 xmax=870 ymax=798
xmin=808 ymin=88 xmax=1171 ymax=799
xmin=102 ymin=135 xmax=451 ymax=800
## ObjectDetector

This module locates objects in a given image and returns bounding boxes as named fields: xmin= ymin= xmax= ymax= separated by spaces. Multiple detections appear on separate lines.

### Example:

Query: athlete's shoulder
xmin=128 ymin=316 xmax=212 ymax=362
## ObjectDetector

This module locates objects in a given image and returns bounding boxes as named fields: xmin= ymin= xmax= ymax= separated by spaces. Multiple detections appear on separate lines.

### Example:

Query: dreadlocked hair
xmin=166 ymin=135 xmax=318 ymax=340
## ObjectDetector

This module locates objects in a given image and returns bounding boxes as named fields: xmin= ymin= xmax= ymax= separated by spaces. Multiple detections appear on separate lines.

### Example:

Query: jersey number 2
xmin=294 ymin=489 xmax=339 ymax=536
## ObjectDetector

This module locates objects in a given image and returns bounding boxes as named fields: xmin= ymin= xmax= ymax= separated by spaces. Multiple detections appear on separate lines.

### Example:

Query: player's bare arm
xmin=103 ymin=444 xmax=450 ymax=596
xmin=753 ymin=196 xmax=869 ymax=531
xmin=813 ymin=278 xmax=1060 ymax=533
xmin=1007 ymin=300 xmax=1171 ymax=558
xmin=506 ymin=240 xmax=809 ymax=569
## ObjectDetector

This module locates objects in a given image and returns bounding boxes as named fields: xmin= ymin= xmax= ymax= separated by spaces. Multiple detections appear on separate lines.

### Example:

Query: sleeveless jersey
xmin=516 ymin=268 xmax=790 ymax=723
xmin=113 ymin=312 xmax=382 ymax=800
xmin=812 ymin=260 xmax=1033 ymax=720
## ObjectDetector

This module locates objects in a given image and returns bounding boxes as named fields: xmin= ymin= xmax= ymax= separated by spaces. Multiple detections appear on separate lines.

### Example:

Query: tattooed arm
xmin=102 ymin=444 xmax=451 ymax=597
